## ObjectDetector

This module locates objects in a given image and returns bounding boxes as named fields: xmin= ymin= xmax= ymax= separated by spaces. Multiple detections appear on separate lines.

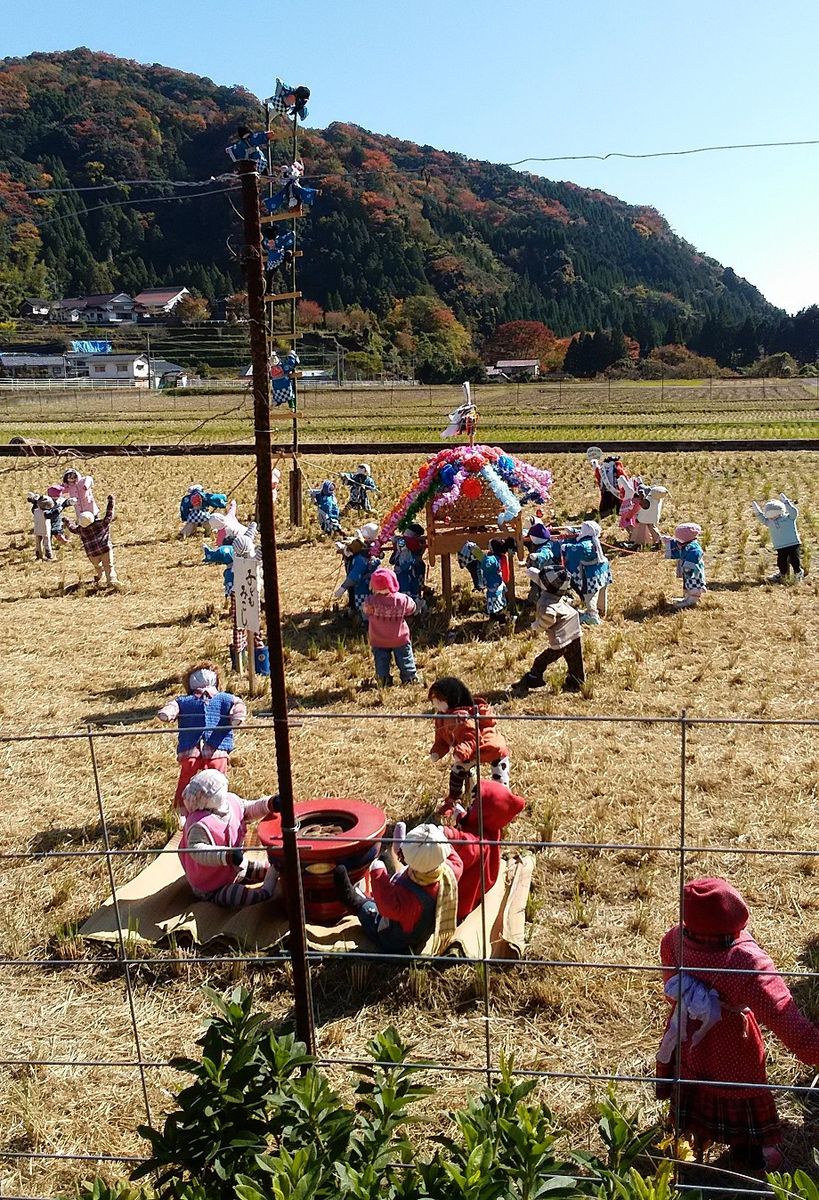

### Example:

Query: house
xmin=0 ymin=353 xmax=68 ymax=379
xmin=67 ymin=352 xmax=151 ymax=387
xmin=132 ymin=287 xmax=191 ymax=321
xmin=53 ymin=293 xmax=135 ymax=324
xmin=20 ymin=299 xmax=55 ymax=321
xmin=494 ymin=359 xmax=541 ymax=379
xmin=150 ymin=359 xmax=189 ymax=388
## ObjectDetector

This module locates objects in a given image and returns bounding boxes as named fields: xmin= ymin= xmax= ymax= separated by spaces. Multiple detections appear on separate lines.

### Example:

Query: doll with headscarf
xmin=179 ymin=770 xmax=280 ymax=908
xmin=264 ymin=161 xmax=319 ymax=216
xmin=441 ymin=781 xmax=526 ymax=923
xmin=663 ymin=523 xmax=706 ymax=607
xmin=457 ymin=541 xmax=486 ymax=592
xmin=522 ymin=519 xmax=558 ymax=606
xmin=48 ymin=468 xmax=98 ymax=516
xmin=471 ymin=536 xmax=517 ymax=621
xmin=27 ymin=492 xmax=67 ymax=560
xmin=340 ymin=463 xmax=379 ymax=515
xmin=334 ymin=822 xmax=463 ymax=955
xmin=179 ymin=484 xmax=227 ymax=538
xmin=587 ymin=450 xmax=626 ymax=518
xmin=309 ymin=480 xmax=342 ymax=535
xmin=656 ymin=876 xmax=819 ymax=1172
xmin=632 ymin=484 xmax=668 ymax=548
xmin=157 ymin=662 xmax=248 ymax=808
xmin=64 ymin=494 xmax=118 ymax=587
xmin=390 ymin=522 xmax=427 ymax=612
xmin=751 ymin=493 xmax=803 ymax=582
xmin=333 ymin=523 xmax=381 ymax=621
xmin=560 ymin=521 xmax=612 ymax=624
xmin=228 ymin=525 xmax=270 ymax=675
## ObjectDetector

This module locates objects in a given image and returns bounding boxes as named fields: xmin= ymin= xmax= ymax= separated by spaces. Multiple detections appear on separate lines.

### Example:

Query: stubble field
xmin=1 ymin=434 xmax=818 ymax=1196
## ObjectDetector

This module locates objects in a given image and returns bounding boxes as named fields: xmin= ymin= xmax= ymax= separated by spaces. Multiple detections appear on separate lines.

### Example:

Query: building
xmin=53 ymin=293 xmax=135 ymax=324
xmin=493 ymin=359 xmax=541 ymax=379
xmin=0 ymin=353 xmax=68 ymax=379
xmin=132 ymin=287 xmax=191 ymax=321
xmin=67 ymin=352 xmax=151 ymax=386
xmin=150 ymin=359 xmax=189 ymax=388
xmin=19 ymin=299 xmax=55 ymax=321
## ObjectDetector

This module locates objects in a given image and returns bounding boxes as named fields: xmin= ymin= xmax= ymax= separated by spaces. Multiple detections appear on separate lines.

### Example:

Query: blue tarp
xmin=71 ymin=340 xmax=112 ymax=354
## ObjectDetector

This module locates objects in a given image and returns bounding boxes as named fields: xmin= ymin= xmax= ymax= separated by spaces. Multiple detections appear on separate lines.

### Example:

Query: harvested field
xmin=1 ymin=444 xmax=818 ymax=1195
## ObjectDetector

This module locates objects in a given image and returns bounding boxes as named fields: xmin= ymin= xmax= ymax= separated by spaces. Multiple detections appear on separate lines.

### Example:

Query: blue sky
xmin=6 ymin=0 xmax=818 ymax=313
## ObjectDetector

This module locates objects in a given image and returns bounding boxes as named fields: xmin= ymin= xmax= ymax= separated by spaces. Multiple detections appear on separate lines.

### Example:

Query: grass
xmin=1 ymin=439 xmax=819 ymax=1193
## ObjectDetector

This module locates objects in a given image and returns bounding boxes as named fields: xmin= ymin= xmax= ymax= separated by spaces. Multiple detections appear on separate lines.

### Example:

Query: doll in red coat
xmin=441 ymin=781 xmax=526 ymax=923
xmin=656 ymin=876 xmax=819 ymax=1171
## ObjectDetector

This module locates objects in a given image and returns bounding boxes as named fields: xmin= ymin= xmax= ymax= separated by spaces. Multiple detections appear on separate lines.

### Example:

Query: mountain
xmin=0 ymin=48 xmax=784 ymax=356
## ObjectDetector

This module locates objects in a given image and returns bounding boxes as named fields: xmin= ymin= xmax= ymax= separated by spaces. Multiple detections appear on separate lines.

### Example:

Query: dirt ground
xmin=1 ymin=447 xmax=818 ymax=1196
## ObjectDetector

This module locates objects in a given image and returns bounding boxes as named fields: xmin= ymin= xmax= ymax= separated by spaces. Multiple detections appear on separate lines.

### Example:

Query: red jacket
xmin=370 ymin=851 xmax=463 ymax=935
xmin=363 ymin=591 xmax=416 ymax=648
xmin=430 ymin=699 xmax=508 ymax=766
xmin=658 ymin=924 xmax=819 ymax=1096
xmin=444 ymin=781 xmax=526 ymax=922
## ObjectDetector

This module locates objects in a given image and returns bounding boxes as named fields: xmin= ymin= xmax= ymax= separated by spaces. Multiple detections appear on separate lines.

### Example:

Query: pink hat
xmin=674 ymin=523 xmax=701 ymax=544
xmin=370 ymin=568 xmax=399 ymax=594
xmin=682 ymin=877 xmax=749 ymax=937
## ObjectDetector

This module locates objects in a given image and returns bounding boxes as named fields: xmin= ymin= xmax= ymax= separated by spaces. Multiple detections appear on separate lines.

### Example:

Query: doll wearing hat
xmin=179 ymin=769 xmax=279 ymax=907
xmin=662 ymin=523 xmax=706 ymax=607
xmin=362 ymin=567 xmax=419 ymax=686
xmin=512 ymin=566 xmax=585 ymax=695
xmin=340 ymin=464 xmax=379 ymax=515
xmin=64 ymin=494 xmax=118 ymax=586
xmin=559 ymin=522 xmax=611 ymax=624
xmin=390 ymin=523 xmax=427 ymax=613
xmin=442 ymin=781 xmax=526 ymax=923
xmin=457 ymin=541 xmax=486 ymax=592
xmin=588 ymin=451 xmax=626 ymax=518
xmin=27 ymin=492 xmax=58 ymax=561
xmin=158 ymin=663 xmax=248 ymax=808
xmin=334 ymin=822 xmax=463 ymax=955
xmin=470 ymin=536 xmax=517 ymax=622
xmin=656 ymin=876 xmax=819 ymax=1171
xmin=427 ymin=677 xmax=511 ymax=804
xmin=309 ymin=480 xmax=342 ymax=535
xmin=751 ymin=493 xmax=803 ymax=582
xmin=334 ymin=523 xmax=382 ymax=620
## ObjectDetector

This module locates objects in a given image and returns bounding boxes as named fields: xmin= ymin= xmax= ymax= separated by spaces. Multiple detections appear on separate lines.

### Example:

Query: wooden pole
xmin=237 ymin=159 xmax=315 ymax=1052
xmin=441 ymin=553 xmax=453 ymax=623
xmin=289 ymin=108 xmax=304 ymax=526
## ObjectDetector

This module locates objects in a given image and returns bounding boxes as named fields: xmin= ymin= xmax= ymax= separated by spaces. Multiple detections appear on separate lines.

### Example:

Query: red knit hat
xmin=370 ymin=567 xmax=399 ymax=594
xmin=462 ymin=781 xmax=526 ymax=835
xmin=682 ymin=877 xmax=749 ymax=936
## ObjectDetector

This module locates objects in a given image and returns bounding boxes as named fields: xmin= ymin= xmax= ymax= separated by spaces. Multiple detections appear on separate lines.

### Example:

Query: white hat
xmin=579 ymin=519 xmax=601 ymax=539
xmin=232 ymin=533 xmax=256 ymax=558
xmin=763 ymin=499 xmax=786 ymax=520
xmin=358 ymin=522 xmax=379 ymax=542
xmin=401 ymin=823 xmax=450 ymax=874
xmin=357 ymin=463 xmax=370 ymax=474
xmin=181 ymin=769 xmax=229 ymax=815
xmin=78 ymin=511 xmax=96 ymax=528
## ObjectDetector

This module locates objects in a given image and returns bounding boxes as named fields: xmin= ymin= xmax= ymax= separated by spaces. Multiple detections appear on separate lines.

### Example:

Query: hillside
xmin=0 ymin=48 xmax=782 ymax=352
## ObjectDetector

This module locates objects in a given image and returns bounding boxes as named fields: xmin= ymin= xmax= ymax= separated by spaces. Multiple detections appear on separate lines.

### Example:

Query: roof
xmin=58 ymin=293 xmax=133 ymax=309
xmin=1 ymin=353 xmax=66 ymax=367
xmin=134 ymin=288 xmax=189 ymax=305
xmin=495 ymin=359 xmax=540 ymax=368
xmin=66 ymin=352 xmax=148 ymax=363
xmin=23 ymin=298 xmax=53 ymax=307
xmin=150 ymin=360 xmax=186 ymax=374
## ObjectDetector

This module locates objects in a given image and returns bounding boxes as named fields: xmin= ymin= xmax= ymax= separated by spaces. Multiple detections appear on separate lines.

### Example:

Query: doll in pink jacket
xmin=48 ymin=469 xmax=98 ymax=516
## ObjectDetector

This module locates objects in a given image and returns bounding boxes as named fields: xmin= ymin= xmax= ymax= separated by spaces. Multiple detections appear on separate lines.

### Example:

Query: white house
xmin=67 ymin=352 xmax=151 ymax=387
xmin=132 ymin=287 xmax=191 ymax=321
xmin=53 ymin=293 xmax=135 ymax=324
xmin=0 ymin=353 xmax=68 ymax=379
xmin=494 ymin=359 xmax=541 ymax=379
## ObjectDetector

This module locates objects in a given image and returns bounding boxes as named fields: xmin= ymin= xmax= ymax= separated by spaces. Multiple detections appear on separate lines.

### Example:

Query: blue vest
xmin=175 ymin=693 xmax=237 ymax=755
xmin=379 ymin=873 xmax=438 ymax=953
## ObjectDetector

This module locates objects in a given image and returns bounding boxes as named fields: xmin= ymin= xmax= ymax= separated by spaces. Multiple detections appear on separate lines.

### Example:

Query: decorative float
xmin=374 ymin=445 xmax=553 ymax=619
xmin=258 ymin=798 xmax=387 ymax=924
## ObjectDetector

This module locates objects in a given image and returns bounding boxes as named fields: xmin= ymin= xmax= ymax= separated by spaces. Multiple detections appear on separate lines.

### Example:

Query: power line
xmin=504 ymin=137 xmax=819 ymax=167
xmin=34 ymin=184 xmax=240 ymax=230
xmin=23 ymin=174 xmax=237 ymax=195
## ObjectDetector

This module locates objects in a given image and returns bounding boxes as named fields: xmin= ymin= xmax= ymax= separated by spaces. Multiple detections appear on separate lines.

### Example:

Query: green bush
xmin=73 ymin=987 xmax=689 ymax=1200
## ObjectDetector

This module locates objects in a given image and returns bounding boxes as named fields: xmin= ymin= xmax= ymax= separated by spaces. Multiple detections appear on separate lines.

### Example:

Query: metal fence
xmin=2 ymin=710 xmax=819 ymax=1198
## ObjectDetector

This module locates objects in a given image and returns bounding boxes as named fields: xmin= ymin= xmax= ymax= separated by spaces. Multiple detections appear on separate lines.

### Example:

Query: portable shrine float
xmin=374 ymin=445 xmax=553 ymax=620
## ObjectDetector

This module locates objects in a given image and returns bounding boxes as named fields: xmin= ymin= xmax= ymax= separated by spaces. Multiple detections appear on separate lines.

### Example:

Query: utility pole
xmin=288 ymin=107 xmax=303 ymax=526
xmin=238 ymin=159 xmax=315 ymax=1053
xmin=145 ymin=329 xmax=153 ymax=390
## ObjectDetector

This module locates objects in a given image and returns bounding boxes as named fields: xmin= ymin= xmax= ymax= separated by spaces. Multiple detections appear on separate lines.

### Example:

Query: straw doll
xmin=663 ymin=523 xmax=706 ymax=607
xmin=333 ymin=823 xmax=463 ymax=955
xmin=157 ymin=663 xmax=247 ymax=808
xmin=179 ymin=770 xmax=280 ymax=908
xmin=362 ymin=566 xmax=419 ymax=686
xmin=442 ymin=780 xmax=526 ymax=923
xmin=656 ymin=876 xmax=819 ymax=1171
xmin=64 ymin=494 xmax=118 ymax=587
xmin=751 ymin=493 xmax=803 ymax=582
xmin=428 ymin=676 xmax=510 ymax=804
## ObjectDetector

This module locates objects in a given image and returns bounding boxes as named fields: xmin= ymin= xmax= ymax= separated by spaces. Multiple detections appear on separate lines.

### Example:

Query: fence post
xmin=473 ymin=707 xmax=492 ymax=1088
xmin=86 ymin=726 xmax=153 ymax=1127
xmin=672 ymin=709 xmax=688 ymax=1175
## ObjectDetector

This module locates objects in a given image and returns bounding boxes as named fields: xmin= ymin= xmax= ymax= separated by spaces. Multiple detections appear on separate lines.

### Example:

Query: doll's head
xmin=526 ymin=520 xmax=551 ymax=546
xmin=528 ymin=565 xmax=573 ymax=597
xmin=62 ymin=469 xmax=79 ymax=485
xmin=428 ymin=676 xmax=474 ymax=713
xmin=682 ymin=876 xmax=749 ymax=940
xmin=357 ymin=522 xmax=380 ymax=545
xmin=184 ymin=662 xmax=220 ymax=695
xmin=763 ymin=499 xmax=787 ymax=521
xmin=77 ymin=511 xmax=96 ymax=528
xmin=403 ymin=522 xmax=426 ymax=554
xmin=182 ymin=769 xmax=230 ymax=816
xmin=674 ymin=523 xmax=701 ymax=545
xmin=401 ymin=823 xmax=450 ymax=876
xmin=320 ymin=480 xmax=335 ymax=497
xmin=237 ymin=125 xmax=251 ymax=140
xmin=488 ymin=536 xmax=516 ymax=558
xmin=579 ymin=519 xmax=602 ymax=540
xmin=356 ymin=463 xmax=370 ymax=477
xmin=370 ymin=567 xmax=399 ymax=595
xmin=37 ymin=495 xmax=54 ymax=512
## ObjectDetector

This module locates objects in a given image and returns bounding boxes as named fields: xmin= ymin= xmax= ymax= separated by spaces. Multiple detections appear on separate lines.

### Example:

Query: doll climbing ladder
xmin=262 ymin=77 xmax=319 ymax=527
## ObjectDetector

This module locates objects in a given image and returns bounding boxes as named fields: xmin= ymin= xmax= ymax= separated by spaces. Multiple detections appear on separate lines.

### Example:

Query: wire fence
xmin=2 ymin=710 xmax=819 ymax=1197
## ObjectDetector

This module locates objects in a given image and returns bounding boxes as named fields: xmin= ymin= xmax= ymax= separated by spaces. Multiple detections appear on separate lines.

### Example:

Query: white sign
xmin=233 ymin=558 xmax=262 ymax=633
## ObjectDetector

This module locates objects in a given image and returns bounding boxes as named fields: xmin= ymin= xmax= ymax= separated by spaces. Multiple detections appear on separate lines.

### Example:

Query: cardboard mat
xmin=80 ymin=835 xmax=534 ymax=960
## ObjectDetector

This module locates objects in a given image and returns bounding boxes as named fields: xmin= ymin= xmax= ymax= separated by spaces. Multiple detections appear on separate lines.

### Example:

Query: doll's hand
xmin=228 ymin=848 xmax=244 ymax=868
xmin=333 ymin=585 xmax=347 ymax=599
xmin=267 ymin=794 xmax=281 ymax=814
xmin=429 ymin=751 xmax=441 ymax=762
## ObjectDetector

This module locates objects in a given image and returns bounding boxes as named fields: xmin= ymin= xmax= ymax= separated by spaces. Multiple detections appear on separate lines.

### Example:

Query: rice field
xmin=1 ymin=439 xmax=818 ymax=1196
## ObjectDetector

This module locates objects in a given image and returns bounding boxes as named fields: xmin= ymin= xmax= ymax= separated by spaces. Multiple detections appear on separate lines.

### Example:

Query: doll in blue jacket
xmin=662 ymin=523 xmax=707 ymax=607
xmin=179 ymin=484 xmax=227 ymax=538
xmin=390 ymin=522 xmax=427 ymax=612
xmin=334 ymin=523 xmax=381 ymax=621
xmin=752 ymin=494 xmax=803 ymax=582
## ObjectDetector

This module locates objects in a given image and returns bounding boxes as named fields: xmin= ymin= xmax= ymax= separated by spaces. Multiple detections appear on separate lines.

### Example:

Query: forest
xmin=1 ymin=48 xmax=817 ymax=379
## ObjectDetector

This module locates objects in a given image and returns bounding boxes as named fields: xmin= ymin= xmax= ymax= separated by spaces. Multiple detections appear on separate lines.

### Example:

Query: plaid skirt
xmin=669 ymin=1083 xmax=781 ymax=1149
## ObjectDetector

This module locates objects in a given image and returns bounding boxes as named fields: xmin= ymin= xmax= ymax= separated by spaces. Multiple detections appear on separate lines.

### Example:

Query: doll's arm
xmin=157 ymin=699 xmax=180 ymax=723
xmin=451 ymin=720 xmax=477 ymax=765
xmin=369 ymin=864 xmax=418 ymax=923
xmin=184 ymin=821 xmax=242 ymax=868
xmin=734 ymin=946 xmax=819 ymax=1064
xmin=780 ymin=494 xmax=798 ymax=518
xmin=751 ymin=501 xmax=767 ymax=525
xmin=227 ymin=696 xmax=247 ymax=726
xmin=241 ymin=796 xmax=276 ymax=822
xmin=430 ymin=722 xmax=450 ymax=761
